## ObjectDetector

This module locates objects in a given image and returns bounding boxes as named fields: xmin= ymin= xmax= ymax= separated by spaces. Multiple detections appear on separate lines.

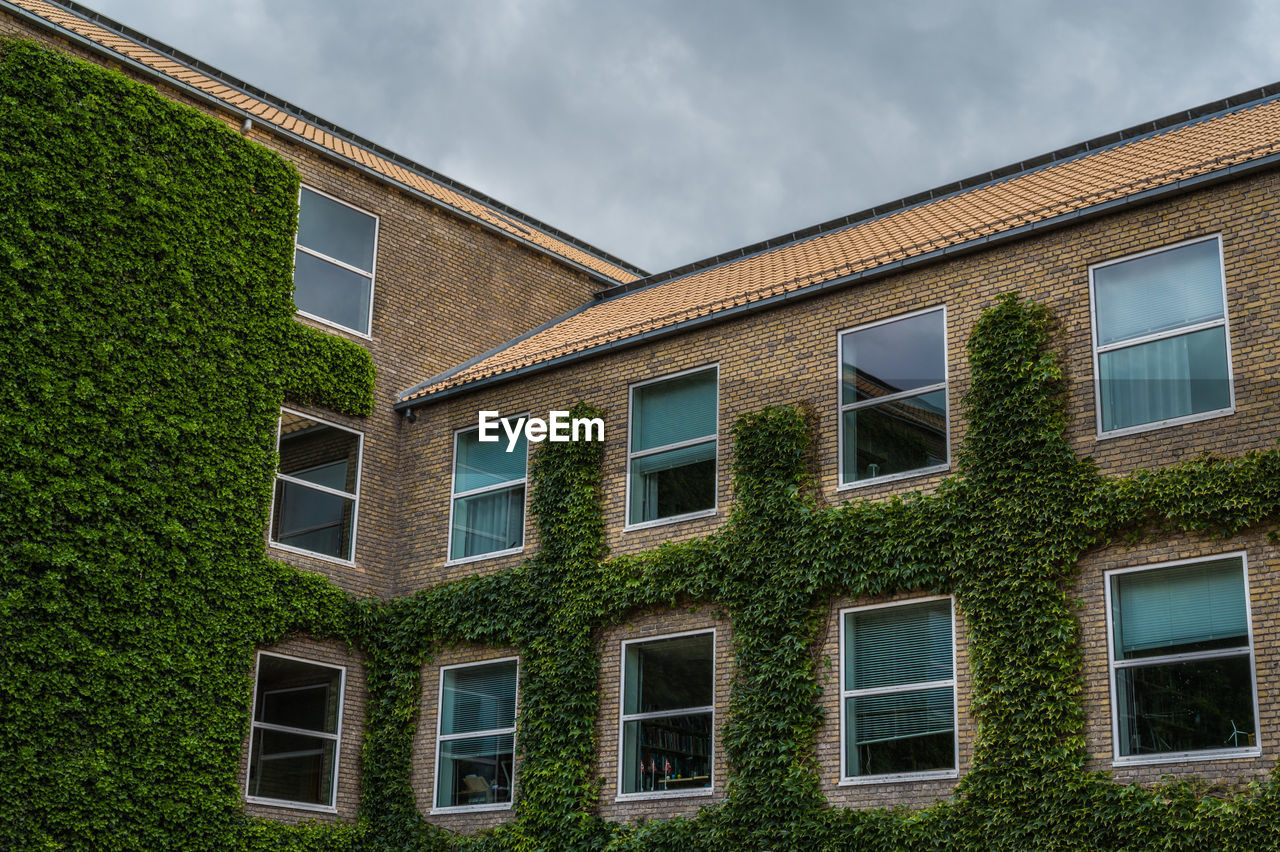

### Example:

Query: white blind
xmin=1094 ymin=239 xmax=1224 ymax=345
xmin=1112 ymin=558 xmax=1247 ymax=659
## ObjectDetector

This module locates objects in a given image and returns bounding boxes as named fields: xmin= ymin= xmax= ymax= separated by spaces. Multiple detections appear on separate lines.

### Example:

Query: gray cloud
xmin=88 ymin=0 xmax=1280 ymax=272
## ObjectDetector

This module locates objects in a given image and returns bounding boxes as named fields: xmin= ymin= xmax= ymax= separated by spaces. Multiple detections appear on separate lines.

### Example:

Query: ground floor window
xmin=435 ymin=658 xmax=518 ymax=810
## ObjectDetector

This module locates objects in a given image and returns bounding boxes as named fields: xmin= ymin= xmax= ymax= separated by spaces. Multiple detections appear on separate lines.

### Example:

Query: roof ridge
xmin=17 ymin=0 xmax=648 ymax=280
xmin=596 ymin=80 xmax=1280 ymax=300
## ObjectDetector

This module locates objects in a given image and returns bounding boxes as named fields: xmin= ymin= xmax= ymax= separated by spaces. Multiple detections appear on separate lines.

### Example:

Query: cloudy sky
xmin=89 ymin=0 xmax=1280 ymax=274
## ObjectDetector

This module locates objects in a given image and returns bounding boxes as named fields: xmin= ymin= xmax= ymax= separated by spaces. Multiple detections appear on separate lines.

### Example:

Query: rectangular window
xmin=1090 ymin=236 xmax=1233 ymax=435
xmin=271 ymin=410 xmax=362 ymax=564
xmin=247 ymin=652 xmax=344 ymax=810
xmin=627 ymin=366 xmax=718 ymax=527
xmin=449 ymin=423 xmax=527 ymax=563
xmin=434 ymin=658 xmax=518 ymax=811
xmin=1106 ymin=554 xmax=1258 ymax=764
xmin=295 ymin=186 xmax=378 ymax=336
xmin=618 ymin=630 xmax=715 ymax=797
xmin=839 ymin=307 xmax=948 ymax=487
xmin=840 ymin=598 xmax=956 ymax=782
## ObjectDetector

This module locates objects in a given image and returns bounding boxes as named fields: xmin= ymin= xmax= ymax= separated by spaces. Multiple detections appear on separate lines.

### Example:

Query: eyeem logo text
xmin=478 ymin=411 xmax=605 ymax=452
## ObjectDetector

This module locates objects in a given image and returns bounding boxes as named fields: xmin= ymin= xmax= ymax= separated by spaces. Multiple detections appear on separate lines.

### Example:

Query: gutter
xmin=395 ymin=149 xmax=1280 ymax=412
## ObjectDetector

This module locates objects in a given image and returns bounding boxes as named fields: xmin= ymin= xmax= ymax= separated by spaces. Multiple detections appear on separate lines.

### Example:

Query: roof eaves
xmin=4 ymin=0 xmax=648 ymax=284
xmin=596 ymin=81 xmax=1280 ymax=301
xmin=397 ymin=148 xmax=1280 ymax=411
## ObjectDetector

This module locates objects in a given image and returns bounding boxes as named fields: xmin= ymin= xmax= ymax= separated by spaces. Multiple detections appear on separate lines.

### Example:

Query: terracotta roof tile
xmin=402 ymin=94 xmax=1280 ymax=403
xmin=7 ymin=0 xmax=641 ymax=284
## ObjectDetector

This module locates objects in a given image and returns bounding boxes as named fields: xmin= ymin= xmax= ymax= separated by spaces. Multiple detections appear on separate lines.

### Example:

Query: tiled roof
xmin=400 ymin=85 xmax=1280 ymax=405
xmin=3 ymin=0 xmax=644 ymax=285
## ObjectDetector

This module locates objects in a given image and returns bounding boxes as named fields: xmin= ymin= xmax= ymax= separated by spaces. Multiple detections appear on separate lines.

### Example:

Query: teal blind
xmin=441 ymin=660 xmax=517 ymax=735
xmin=631 ymin=441 xmax=715 ymax=477
xmin=1112 ymin=558 xmax=1247 ymax=659
xmin=1094 ymin=239 xmax=1224 ymax=345
xmin=846 ymin=600 xmax=952 ymax=690
xmin=631 ymin=369 xmax=717 ymax=452
xmin=298 ymin=187 xmax=376 ymax=272
xmin=847 ymin=686 xmax=954 ymax=745
xmin=454 ymin=427 xmax=527 ymax=493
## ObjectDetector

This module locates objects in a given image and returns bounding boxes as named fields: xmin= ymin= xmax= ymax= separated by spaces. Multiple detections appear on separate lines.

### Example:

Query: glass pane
xmin=841 ymin=389 xmax=947 ymax=482
xmin=272 ymin=481 xmax=355 ymax=560
xmin=435 ymin=733 xmax=514 ymax=808
xmin=454 ymin=428 xmax=527 ymax=493
xmin=249 ymin=728 xmax=336 ymax=805
xmin=279 ymin=414 xmax=360 ymax=493
xmin=845 ymin=600 xmax=952 ymax=691
xmin=620 ymin=713 xmax=713 ymax=794
xmin=841 ymin=310 xmax=945 ymax=405
xmin=1098 ymin=327 xmax=1230 ymax=432
xmin=631 ymin=369 xmax=717 ymax=452
xmin=1094 ymin=239 xmax=1223 ymax=345
xmin=845 ymin=687 xmax=954 ymax=777
xmin=1115 ymin=655 xmax=1255 ymax=757
xmin=450 ymin=485 xmax=525 ymax=560
xmin=1112 ymin=558 xmax=1247 ymax=660
xmin=294 ymin=249 xmax=372 ymax=332
xmin=255 ymin=655 xmax=343 ymax=733
xmin=628 ymin=440 xmax=715 ymax=524
xmin=623 ymin=633 xmax=713 ymax=715
xmin=441 ymin=660 xmax=518 ymax=736
xmin=298 ymin=187 xmax=376 ymax=272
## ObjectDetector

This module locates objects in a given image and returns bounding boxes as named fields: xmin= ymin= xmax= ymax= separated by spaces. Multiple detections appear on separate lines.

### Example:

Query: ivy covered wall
xmin=8 ymin=36 xmax=1280 ymax=852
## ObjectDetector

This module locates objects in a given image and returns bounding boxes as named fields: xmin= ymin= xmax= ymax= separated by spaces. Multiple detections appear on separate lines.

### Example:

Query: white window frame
xmin=268 ymin=408 xmax=363 ymax=568
xmin=838 ymin=595 xmax=958 ymax=785
xmin=245 ymin=650 xmax=346 ymax=813
xmin=1104 ymin=552 xmax=1260 ymax=767
xmin=294 ymin=185 xmax=378 ymax=339
xmin=837 ymin=306 xmax=950 ymax=491
xmin=446 ymin=417 xmax=530 ymax=566
xmin=616 ymin=628 xmax=717 ymax=801
xmin=431 ymin=656 xmax=520 ymax=815
xmin=624 ymin=365 xmax=720 ymax=532
xmin=1089 ymin=234 xmax=1235 ymax=440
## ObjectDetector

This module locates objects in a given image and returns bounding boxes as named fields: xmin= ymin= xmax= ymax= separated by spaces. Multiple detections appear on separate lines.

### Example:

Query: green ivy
xmin=10 ymin=35 xmax=1280 ymax=852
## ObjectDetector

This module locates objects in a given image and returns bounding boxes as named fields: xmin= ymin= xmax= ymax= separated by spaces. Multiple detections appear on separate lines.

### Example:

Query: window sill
xmin=614 ymin=787 xmax=715 ymax=802
xmin=296 ymin=310 xmax=372 ymax=341
xmin=269 ymin=540 xmax=356 ymax=568
xmin=430 ymin=802 xmax=514 ymax=815
xmin=445 ymin=546 xmax=525 ymax=567
xmin=624 ymin=507 xmax=717 ymax=533
xmin=838 ymin=768 xmax=958 ymax=786
xmin=837 ymin=463 xmax=949 ymax=492
xmin=245 ymin=795 xmax=338 ymax=814
xmin=1096 ymin=406 xmax=1234 ymax=440
xmin=1112 ymin=746 xmax=1260 ymax=768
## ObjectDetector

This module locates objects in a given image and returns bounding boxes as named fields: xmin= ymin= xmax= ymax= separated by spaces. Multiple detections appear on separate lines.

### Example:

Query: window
xmin=271 ymin=411 xmax=362 ymax=564
xmin=434 ymin=658 xmax=518 ymax=811
xmin=449 ymin=423 xmax=527 ymax=563
xmin=1106 ymin=554 xmax=1258 ymax=764
xmin=840 ymin=598 xmax=956 ymax=782
xmin=627 ymin=367 xmax=718 ymax=527
xmin=618 ymin=630 xmax=715 ymax=797
xmin=294 ymin=187 xmax=378 ymax=336
xmin=1090 ymin=236 xmax=1233 ymax=435
xmin=247 ymin=653 xmax=344 ymax=810
xmin=839 ymin=307 xmax=948 ymax=487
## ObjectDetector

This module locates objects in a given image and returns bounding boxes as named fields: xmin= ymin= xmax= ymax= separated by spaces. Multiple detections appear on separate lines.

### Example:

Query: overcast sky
xmin=88 ymin=0 xmax=1280 ymax=274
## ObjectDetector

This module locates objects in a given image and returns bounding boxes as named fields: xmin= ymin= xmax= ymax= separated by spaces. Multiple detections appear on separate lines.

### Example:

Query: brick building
xmin=8 ymin=0 xmax=1280 ymax=841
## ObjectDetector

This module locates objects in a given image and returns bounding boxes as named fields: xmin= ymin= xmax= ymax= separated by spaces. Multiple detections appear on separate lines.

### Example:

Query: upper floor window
xmin=619 ymin=630 xmax=715 ymax=797
xmin=1106 ymin=554 xmax=1257 ymax=764
xmin=1090 ymin=236 xmax=1233 ymax=436
xmin=840 ymin=597 xmax=956 ymax=782
xmin=434 ymin=658 xmax=518 ymax=811
xmin=627 ymin=366 xmax=718 ymax=528
xmin=246 ymin=652 xmax=345 ymax=811
xmin=271 ymin=411 xmax=362 ymax=565
xmin=294 ymin=187 xmax=378 ymax=336
xmin=449 ymin=423 xmax=527 ymax=563
xmin=839 ymin=307 xmax=948 ymax=488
